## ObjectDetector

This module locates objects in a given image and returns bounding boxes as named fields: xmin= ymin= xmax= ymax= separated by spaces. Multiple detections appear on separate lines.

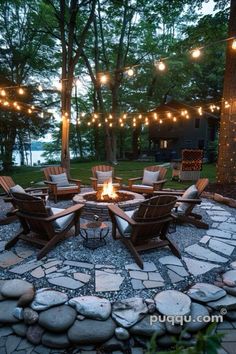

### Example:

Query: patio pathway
xmin=0 ymin=195 xmax=236 ymax=352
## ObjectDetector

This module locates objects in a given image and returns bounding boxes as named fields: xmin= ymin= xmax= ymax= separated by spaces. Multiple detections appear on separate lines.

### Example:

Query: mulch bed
xmin=206 ymin=183 xmax=236 ymax=200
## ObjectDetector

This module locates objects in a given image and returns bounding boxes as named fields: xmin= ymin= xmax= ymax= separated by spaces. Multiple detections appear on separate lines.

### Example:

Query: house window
xmin=160 ymin=140 xmax=168 ymax=149
xmin=195 ymin=118 xmax=200 ymax=128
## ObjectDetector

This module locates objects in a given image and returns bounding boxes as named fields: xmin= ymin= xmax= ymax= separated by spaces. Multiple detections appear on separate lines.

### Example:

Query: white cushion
xmin=57 ymin=184 xmax=77 ymax=191
xmin=115 ymin=210 xmax=135 ymax=236
xmin=96 ymin=170 xmax=112 ymax=184
xmin=10 ymin=184 xmax=26 ymax=194
xmin=50 ymin=173 xmax=70 ymax=187
xmin=142 ymin=170 xmax=160 ymax=186
xmin=178 ymin=185 xmax=198 ymax=213
xmin=132 ymin=184 xmax=153 ymax=190
xmin=50 ymin=207 xmax=74 ymax=232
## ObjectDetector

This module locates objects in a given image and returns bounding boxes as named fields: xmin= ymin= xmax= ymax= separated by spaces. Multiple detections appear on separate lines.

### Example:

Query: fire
xmin=100 ymin=178 xmax=118 ymax=200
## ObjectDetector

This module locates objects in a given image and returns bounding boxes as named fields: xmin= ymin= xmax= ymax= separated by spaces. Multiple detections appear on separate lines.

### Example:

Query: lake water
xmin=14 ymin=151 xmax=47 ymax=166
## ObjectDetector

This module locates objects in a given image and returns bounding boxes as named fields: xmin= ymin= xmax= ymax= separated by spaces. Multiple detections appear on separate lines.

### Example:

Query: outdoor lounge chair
xmin=128 ymin=165 xmax=167 ymax=195
xmin=0 ymin=175 xmax=48 ymax=225
xmin=154 ymin=178 xmax=209 ymax=229
xmin=43 ymin=166 xmax=81 ymax=203
xmin=108 ymin=195 xmax=180 ymax=269
xmin=172 ymin=149 xmax=203 ymax=181
xmin=5 ymin=192 xmax=84 ymax=260
xmin=90 ymin=165 xmax=122 ymax=191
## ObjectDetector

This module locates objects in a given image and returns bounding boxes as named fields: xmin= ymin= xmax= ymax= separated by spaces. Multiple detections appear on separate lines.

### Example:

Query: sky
xmin=201 ymin=0 xmax=216 ymax=15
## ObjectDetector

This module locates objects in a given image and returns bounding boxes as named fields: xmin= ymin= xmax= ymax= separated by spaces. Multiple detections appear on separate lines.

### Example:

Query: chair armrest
xmin=108 ymin=204 xmax=136 ymax=225
xmin=3 ymin=197 xmax=13 ymax=203
xmin=128 ymin=177 xmax=142 ymax=182
xmin=153 ymin=179 xmax=167 ymax=186
xmin=47 ymin=204 xmax=84 ymax=221
xmin=90 ymin=177 xmax=97 ymax=181
xmin=153 ymin=190 xmax=184 ymax=196
xmin=25 ymin=186 xmax=49 ymax=192
xmin=44 ymin=180 xmax=57 ymax=186
xmin=69 ymin=178 xmax=82 ymax=184
xmin=114 ymin=177 xmax=123 ymax=182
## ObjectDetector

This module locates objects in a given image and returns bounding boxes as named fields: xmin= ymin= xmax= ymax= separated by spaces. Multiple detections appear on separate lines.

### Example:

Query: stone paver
xmin=129 ymin=271 xmax=148 ymax=280
xmin=73 ymin=272 xmax=91 ymax=283
xmin=47 ymin=276 xmax=84 ymax=290
xmin=209 ymin=239 xmax=235 ymax=256
xmin=64 ymin=260 xmax=94 ymax=269
xmin=207 ymin=229 xmax=232 ymax=239
xmin=10 ymin=261 xmax=43 ymax=275
xmin=159 ymin=255 xmax=183 ymax=266
xmin=0 ymin=251 xmax=23 ymax=268
xmin=183 ymin=257 xmax=220 ymax=276
xmin=95 ymin=270 xmax=124 ymax=292
xmin=30 ymin=267 xmax=45 ymax=279
xmin=219 ymin=223 xmax=236 ymax=233
xmin=125 ymin=262 xmax=157 ymax=272
xmin=185 ymin=244 xmax=228 ymax=263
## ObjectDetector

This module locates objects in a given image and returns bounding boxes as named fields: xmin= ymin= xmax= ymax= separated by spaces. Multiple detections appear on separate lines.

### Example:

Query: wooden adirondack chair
xmin=43 ymin=166 xmax=81 ymax=203
xmin=90 ymin=165 xmax=122 ymax=191
xmin=108 ymin=195 xmax=180 ymax=269
xmin=5 ymin=192 xmax=84 ymax=260
xmin=154 ymin=178 xmax=209 ymax=229
xmin=128 ymin=165 xmax=167 ymax=195
xmin=0 ymin=175 xmax=48 ymax=225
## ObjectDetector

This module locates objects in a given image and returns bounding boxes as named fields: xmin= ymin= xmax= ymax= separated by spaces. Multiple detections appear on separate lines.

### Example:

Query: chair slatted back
xmin=91 ymin=165 xmax=114 ymax=178
xmin=43 ymin=166 xmax=67 ymax=181
xmin=12 ymin=192 xmax=54 ymax=237
xmin=131 ymin=195 xmax=177 ymax=245
xmin=0 ymin=176 xmax=16 ymax=195
xmin=195 ymin=178 xmax=209 ymax=196
xmin=144 ymin=166 xmax=167 ymax=181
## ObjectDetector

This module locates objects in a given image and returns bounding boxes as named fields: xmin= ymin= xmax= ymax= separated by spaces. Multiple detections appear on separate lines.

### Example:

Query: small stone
xmin=77 ymin=314 xmax=85 ymax=320
xmin=12 ymin=307 xmax=24 ymax=320
xmin=69 ymin=296 xmax=111 ymax=320
xmin=38 ymin=305 xmax=77 ymax=332
xmin=129 ymin=314 xmax=166 ymax=337
xmin=12 ymin=323 xmax=28 ymax=337
xmin=184 ymin=303 xmax=209 ymax=332
xmin=187 ymin=283 xmax=227 ymax=303
xmin=115 ymin=327 xmax=130 ymax=340
xmin=223 ymin=270 xmax=236 ymax=287
xmin=31 ymin=289 xmax=68 ymax=311
xmin=223 ymin=286 xmax=236 ymax=297
xmin=48 ymin=276 xmax=84 ymax=289
xmin=23 ymin=307 xmax=39 ymax=325
xmin=42 ymin=332 xmax=70 ymax=348
xmin=0 ymin=300 xmax=20 ymax=323
xmin=26 ymin=324 xmax=44 ymax=345
xmin=155 ymin=290 xmax=191 ymax=317
xmin=101 ymin=336 xmax=126 ymax=351
xmin=68 ymin=318 xmax=116 ymax=344
xmin=73 ymin=273 xmax=91 ymax=283
xmin=145 ymin=299 xmax=155 ymax=306
xmin=148 ymin=303 xmax=156 ymax=314
xmin=230 ymin=261 xmax=236 ymax=269
xmin=112 ymin=298 xmax=148 ymax=328
xmin=1 ymin=279 xmax=33 ymax=298
xmin=17 ymin=288 xmax=35 ymax=307
xmin=226 ymin=311 xmax=236 ymax=321
xmin=30 ymin=267 xmax=45 ymax=279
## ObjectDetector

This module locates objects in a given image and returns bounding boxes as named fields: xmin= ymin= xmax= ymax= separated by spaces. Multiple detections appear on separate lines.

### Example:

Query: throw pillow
xmin=178 ymin=185 xmax=198 ymax=213
xmin=10 ymin=184 xmax=26 ymax=194
xmin=96 ymin=170 xmax=112 ymax=184
xmin=50 ymin=173 xmax=70 ymax=187
xmin=142 ymin=170 xmax=160 ymax=186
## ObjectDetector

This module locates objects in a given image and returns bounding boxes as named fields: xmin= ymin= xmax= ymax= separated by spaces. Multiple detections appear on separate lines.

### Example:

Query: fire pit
xmin=73 ymin=179 xmax=145 ymax=221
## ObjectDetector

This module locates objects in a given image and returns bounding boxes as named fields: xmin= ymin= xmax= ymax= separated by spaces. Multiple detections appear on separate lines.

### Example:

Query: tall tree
xmin=217 ymin=0 xmax=236 ymax=183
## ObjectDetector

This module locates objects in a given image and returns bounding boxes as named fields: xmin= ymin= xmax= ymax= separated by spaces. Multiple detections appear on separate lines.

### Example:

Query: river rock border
xmin=1 ymin=269 xmax=236 ymax=352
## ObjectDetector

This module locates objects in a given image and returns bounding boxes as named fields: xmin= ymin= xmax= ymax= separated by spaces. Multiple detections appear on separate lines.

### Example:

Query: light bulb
xmin=232 ymin=39 xmax=236 ymax=50
xmin=38 ymin=84 xmax=43 ymax=92
xmin=157 ymin=61 xmax=166 ymax=71
xmin=127 ymin=68 xmax=134 ymax=76
xmin=18 ymin=87 xmax=24 ymax=95
xmin=100 ymin=74 xmax=108 ymax=84
xmin=0 ymin=89 xmax=6 ymax=96
xmin=191 ymin=48 xmax=201 ymax=58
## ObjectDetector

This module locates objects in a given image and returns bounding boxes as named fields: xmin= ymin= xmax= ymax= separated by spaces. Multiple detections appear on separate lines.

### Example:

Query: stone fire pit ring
xmin=73 ymin=190 xmax=145 ymax=221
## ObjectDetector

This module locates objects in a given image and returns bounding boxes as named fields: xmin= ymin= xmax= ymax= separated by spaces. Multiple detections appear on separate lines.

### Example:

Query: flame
xmin=100 ymin=178 xmax=118 ymax=200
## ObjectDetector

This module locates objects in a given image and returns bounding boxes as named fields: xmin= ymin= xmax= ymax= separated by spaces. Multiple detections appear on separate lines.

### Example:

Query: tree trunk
xmin=217 ymin=0 xmax=236 ymax=183
xmin=132 ymin=125 xmax=141 ymax=159
xmin=61 ymin=78 xmax=73 ymax=172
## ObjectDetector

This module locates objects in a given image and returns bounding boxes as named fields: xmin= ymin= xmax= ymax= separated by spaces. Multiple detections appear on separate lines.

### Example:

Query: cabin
xmin=148 ymin=100 xmax=219 ymax=161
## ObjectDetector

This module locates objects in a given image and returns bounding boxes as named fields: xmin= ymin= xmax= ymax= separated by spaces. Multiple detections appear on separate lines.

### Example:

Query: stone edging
xmin=203 ymin=192 xmax=236 ymax=209
xmin=1 ymin=267 xmax=236 ymax=351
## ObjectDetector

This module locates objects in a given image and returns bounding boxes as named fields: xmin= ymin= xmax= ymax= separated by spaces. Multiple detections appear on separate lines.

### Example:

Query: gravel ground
xmin=0 ymin=193 xmax=234 ymax=302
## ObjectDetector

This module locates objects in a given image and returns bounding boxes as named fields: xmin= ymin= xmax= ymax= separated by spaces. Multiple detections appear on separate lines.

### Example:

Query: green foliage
xmin=146 ymin=323 xmax=224 ymax=354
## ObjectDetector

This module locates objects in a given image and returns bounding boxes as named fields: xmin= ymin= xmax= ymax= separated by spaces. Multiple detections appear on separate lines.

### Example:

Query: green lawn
xmin=0 ymin=161 xmax=216 ymax=191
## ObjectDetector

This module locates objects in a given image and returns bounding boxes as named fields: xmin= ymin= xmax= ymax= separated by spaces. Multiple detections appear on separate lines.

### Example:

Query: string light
xmin=232 ymin=39 xmax=236 ymax=50
xmin=0 ymin=89 xmax=6 ymax=96
xmin=191 ymin=48 xmax=201 ymax=59
xmin=38 ymin=84 xmax=43 ymax=92
xmin=56 ymin=82 xmax=62 ymax=91
xmin=100 ymin=74 xmax=108 ymax=84
xmin=156 ymin=61 xmax=166 ymax=71
xmin=127 ymin=68 xmax=134 ymax=77
xmin=81 ymin=112 xmax=86 ymax=117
